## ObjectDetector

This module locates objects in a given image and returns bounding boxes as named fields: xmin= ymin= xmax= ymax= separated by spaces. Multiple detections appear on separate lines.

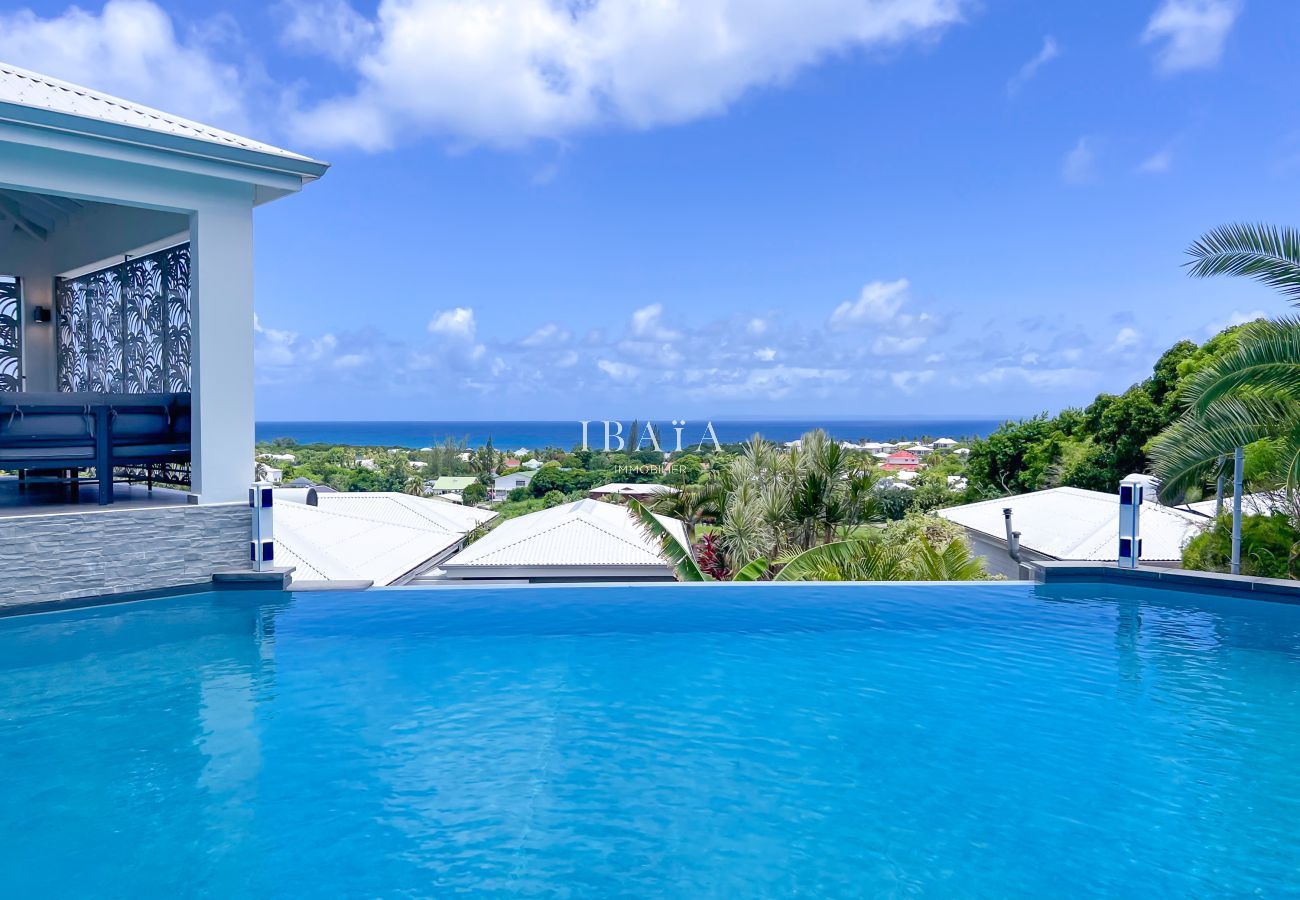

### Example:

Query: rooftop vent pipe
xmin=1003 ymin=507 xmax=1021 ymax=562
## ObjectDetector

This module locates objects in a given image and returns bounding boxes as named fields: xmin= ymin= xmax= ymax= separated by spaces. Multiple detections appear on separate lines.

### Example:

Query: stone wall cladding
xmin=0 ymin=503 xmax=250 ymax=608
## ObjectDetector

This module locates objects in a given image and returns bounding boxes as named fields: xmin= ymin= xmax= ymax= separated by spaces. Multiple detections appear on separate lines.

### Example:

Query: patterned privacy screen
xmin=0 ymin=277 xmax=18 ymax=392
xmin=56 ymin=243 xmax=190 ymax=393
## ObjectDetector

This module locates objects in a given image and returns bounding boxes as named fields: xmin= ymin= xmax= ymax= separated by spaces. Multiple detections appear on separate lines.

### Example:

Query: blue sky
xmin=4 ymin=0 xmax=1298 ymax=420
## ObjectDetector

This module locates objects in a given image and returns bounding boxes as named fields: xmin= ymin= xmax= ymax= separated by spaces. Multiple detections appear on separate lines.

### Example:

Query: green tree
xmin=462 ymin=481 xmax=488 ymax=505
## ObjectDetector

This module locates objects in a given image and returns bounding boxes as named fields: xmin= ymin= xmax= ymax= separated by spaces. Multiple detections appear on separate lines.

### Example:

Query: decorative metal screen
xmin=0 ymin=277 xmax=18 ymax=392
xmin=57 ymin=243 xmax=190 ymax=393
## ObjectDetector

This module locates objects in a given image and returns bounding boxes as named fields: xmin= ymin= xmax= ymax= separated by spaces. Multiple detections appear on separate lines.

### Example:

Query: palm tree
xmin=772 ymin=537 xmax=987 ymax=582
xmin=646 ymin=482 xmax=719 ymax=545
xmin=1150 ymin=317 xmax=1300 ymax=500
xmin=1186 ymin=223 xmax=1300 ymax=303
xmin=1149 ymin=222 xmax=1300 ymax=502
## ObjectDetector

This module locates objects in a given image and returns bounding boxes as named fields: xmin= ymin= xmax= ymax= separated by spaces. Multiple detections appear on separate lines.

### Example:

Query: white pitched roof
xmin=0 ymin=61 xmax=324 ymax=171
xmin=588 ymin=482 xmax=679 ymax=496
xmin=440 ymin=498 xmax=688 ymax=574
xmin=313 ymin=491 xmax=494 ymax=533
xmin=938 ymin=486 xmax=1205 ymax=562
xmin=274 ymin=492 xmax=495 ymax=585
xmin=1184 ymin=491 xmax=1283 ymax=518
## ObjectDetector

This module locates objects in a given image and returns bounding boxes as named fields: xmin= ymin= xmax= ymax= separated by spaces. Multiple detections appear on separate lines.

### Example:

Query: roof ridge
xmin=459 ymin=511 xmax=584 ymax=562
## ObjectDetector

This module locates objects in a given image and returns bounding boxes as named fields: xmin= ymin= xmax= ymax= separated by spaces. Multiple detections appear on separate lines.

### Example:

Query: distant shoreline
xmin=256 ymin=418 xmax=1007 ymax=450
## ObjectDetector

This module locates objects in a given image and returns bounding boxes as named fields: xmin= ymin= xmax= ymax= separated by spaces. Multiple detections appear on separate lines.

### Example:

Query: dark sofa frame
xmin=0 ymin=392 xmax=192 ymax=505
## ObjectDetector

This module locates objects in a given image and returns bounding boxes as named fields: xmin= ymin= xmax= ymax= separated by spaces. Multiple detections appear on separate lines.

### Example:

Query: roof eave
xmin=0 ymin=101 xmax=330 ymax=183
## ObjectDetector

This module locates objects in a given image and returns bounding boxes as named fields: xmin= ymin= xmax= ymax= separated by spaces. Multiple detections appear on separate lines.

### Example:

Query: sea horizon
xmin=256 ymin=418 xmax=1011 ymax=450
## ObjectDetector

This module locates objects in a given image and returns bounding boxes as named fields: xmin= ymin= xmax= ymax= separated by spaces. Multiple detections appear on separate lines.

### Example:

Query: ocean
xmin=255 ymin=418 xmax=1008 ymax=450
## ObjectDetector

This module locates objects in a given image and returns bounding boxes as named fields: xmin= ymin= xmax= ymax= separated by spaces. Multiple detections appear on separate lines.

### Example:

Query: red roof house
xmin=881 ymin=450 xmax=922 ymax=472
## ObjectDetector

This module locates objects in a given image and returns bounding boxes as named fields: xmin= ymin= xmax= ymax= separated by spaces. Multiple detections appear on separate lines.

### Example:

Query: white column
xmin=189 ymin=196 xmax=255 ymax=503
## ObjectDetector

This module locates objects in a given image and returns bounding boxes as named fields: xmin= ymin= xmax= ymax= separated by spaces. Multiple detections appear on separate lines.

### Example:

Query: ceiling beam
xmin=2 ymin=190 xmax=73 ymax=227
xmin=0 ymin=195 xmax=47 ymax=241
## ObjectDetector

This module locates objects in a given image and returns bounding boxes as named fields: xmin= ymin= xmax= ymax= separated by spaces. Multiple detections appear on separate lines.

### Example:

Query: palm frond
xmin=731 ymin=557 xmax=769 ymax=581
xmin=773 ymin=539 xmax=907 ymax=582
xmin=1180 ymin=317 xmax=1300 ymax=414
xmin=627 ymin=498 xmax=704 ymax=582
xmin=1149 ymin=394 xmax=1297 ymax=501
xmin=907 ymin=538 xmax=988 ymax=581
xmin=1186 ymin=223 xmax=1300 ymax=303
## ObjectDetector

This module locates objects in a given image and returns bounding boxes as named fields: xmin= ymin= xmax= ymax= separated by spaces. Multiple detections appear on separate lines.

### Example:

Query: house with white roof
xmin=493 ymin=469 xmax=535 ymax=500
xmin=939 ymin=486 xmax=1206 ymax=579
xmin=522 ymin=459 xmax=544 ymax=470
xmin=274 ymin=491 xmax=495 ymax=586
xmin=933 ymin=438 xmax=958 ymax=448
xmin=588 ymin=482 xmax=679 ymax=502
xmin=431 ymin=498 xmax=689 ymax=583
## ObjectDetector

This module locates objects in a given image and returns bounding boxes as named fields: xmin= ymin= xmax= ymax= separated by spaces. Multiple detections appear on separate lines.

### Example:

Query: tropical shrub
xmin=461 ymin=481 xmax=488 ymax=504
xmin=1182 ymin=514 xmax=1300 ymax=579
xmin=542 ymin=489 xmax=566 ymax=508
xmin=879 ymin=512 xmax=967 ymax=557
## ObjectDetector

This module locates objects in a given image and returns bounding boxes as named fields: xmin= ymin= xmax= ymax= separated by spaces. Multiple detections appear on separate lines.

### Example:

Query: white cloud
xmin=890 ymin=369 xmax=935 ymax=392
xmin=1006 ymin=35 xmax=1059 ymax=96
xmin=333 ymin=353 xmax=367 ymax=369
xmin=597 ymin=359 xmax=640 ymax=381
xmin=1110 ymin=326 xmax=1141 ymax=352
xmin=754 ymin=347 xmax=777 ymax=362
xmin=288 ymin=0 xmax=973 ymax=149
xmin=873 ymin=334 xmax=926 ymax=356
xmin=0 ymin=0 xmax=251 ymax=131
xmin=1143 ymin=0 xmax=1241 ymax=74
xmin=1136 ymin=148 xmax=1173 ymax=174
xmin=747 ymin=318 xmax=769 ymax=336
xmin=1062 ymin=137 xmax=1098 ymax=185
xmin=1204 ymin=309 xmax=1266 ymax=336
xmin=976 ymin=366 xmax=1097 ymax=389
xmin=630 ymin=303 xmax=681 ymax=340
xmin=519 ymin=323 xmax=570 ymax=347
xmin=830 ymin=278 xmax=911 ymax=328
xmin=428 ymin=307 xmax=476 ymax=339
xmin=279 ymin=0 xmax=377 ymax=65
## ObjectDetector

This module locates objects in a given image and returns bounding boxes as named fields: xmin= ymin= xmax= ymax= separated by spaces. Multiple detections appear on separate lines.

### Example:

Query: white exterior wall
xmin=0 ymin=128 xmax=277 ymax=504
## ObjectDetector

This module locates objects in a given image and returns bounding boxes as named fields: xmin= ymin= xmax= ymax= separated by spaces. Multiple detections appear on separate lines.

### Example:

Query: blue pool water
xmin=3 ymin=582 xmax=1300 ymax=897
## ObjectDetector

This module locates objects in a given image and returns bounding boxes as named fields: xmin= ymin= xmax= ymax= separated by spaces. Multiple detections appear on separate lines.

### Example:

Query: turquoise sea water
xmin=3 ymin=582 xmax=1300 ymax=897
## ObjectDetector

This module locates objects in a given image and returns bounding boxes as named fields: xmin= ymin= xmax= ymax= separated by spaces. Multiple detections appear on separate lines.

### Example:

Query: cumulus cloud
xmin=279 ymin=0 xmax=377 ymax=65
xmin=890 ymin=369 xmax=935 ymax=392
xmin=256 ymin=271 xmax=1140 ymax=413
xmin=428 ymin=307 xmax=476 ymax=338
xmin=0 ymin=0 xmax=253 ymax=132
xmin=1110 ymin=327 xmax=1142 ymax=352
xmin=830 ymin=278 xmax=911 ymax=328
xmin=287 ymin=0 xmax=973 ymax=149
xmin=1136 ymin=148 xmax=1173 ymax=174
xmin=597 ymin=359 xmax=640 ymax=381
xmin=976 ymin=366 xmax=1098 ymax=390
xmin=1006 ymin=35 xmax=1059 ymax=96
xmin=873 ymin=334 xmax=926 ymax=356
xmin=519 ymin=323 xmax=571 ymax=346
xmin=1062 ymin=137 xmax=1098 ymax=185
xmin=1143 ymin=0 xmax=1241 ymax=74
xmin=629 ymin=303 xmax=682 ymax=341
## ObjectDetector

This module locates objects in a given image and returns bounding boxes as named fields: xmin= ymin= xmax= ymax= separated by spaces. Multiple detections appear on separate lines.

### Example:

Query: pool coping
xmin=0 ymin=568 xmax=294 ymax=619
xmin=1030 ymin=561 xmax=1300 ymax=602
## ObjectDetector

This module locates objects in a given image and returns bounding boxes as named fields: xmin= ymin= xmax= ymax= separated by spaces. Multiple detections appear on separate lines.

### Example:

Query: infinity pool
xmin=3 ymin=582 xmax=1299 ymax=896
